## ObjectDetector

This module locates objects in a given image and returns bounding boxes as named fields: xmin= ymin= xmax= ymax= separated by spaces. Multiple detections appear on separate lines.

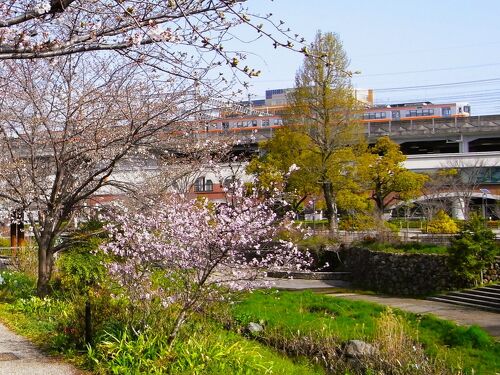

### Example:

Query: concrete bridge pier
xmin=451 ymin=197 xmax=466 ymax=220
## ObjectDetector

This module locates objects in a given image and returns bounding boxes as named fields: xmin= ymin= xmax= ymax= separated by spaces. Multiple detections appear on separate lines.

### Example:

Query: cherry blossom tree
xmin=102 ymin=186 xmax=311 ymax=344
xmin=0 ymin=54 xmax=208 ymax=295
xmin=0 ymin=1 xmax=313 ymax=297
xmin=0 ymin=1 xmax=307 ymax=81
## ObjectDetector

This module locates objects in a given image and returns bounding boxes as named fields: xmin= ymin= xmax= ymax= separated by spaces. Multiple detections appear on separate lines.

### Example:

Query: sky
xmin=235 ymin=0 xmax=500 ymax=115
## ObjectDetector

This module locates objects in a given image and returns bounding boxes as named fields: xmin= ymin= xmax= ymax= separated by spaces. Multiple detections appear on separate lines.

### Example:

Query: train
xmin=361 ymin=101 xmax=471 ymax=122
xmin=197 ymin=101 xmax=471 ymax=133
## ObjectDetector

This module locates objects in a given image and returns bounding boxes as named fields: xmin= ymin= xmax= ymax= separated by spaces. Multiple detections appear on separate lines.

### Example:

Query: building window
xmin=205 ymin=179 xmax=213 ymax=192
xmin=194 ymin=177 xmax=213 ymax=192
xmin=194 ymin=177 xmax=204 ymax=192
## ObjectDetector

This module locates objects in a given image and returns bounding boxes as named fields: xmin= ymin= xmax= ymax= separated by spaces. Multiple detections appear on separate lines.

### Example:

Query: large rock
xmin=247 ymin=322 xmax=264 ymax=333
xmin=344 ymin=340 xmax=377 ymax=358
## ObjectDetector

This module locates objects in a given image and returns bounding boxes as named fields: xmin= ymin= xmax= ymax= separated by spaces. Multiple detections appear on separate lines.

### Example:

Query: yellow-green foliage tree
xmin=426 ymin=210 xmax=459 ymax=234
xmin=284 ymin=30 xmax=365 ymax=232
xmin=362 ymin=137 xmax=428 ymax=221
xmin=246 ymin=127 xmax=319 ymax=210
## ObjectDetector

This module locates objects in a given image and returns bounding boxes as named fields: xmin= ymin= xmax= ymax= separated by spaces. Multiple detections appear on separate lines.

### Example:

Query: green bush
xmin=56 ymin=220 xmax=108 ymax=295
xmin=54 ymin=220 xmax=112 ymax=346
xmin=339 ymin=214 xmax=377 ymax=231
xmin=0 ymin=237 xmax=11 ymax=248
xmin=0 ymin=271 xmax=36 ymax=300
xmin=447 ymin=213 xmax=498 ymax=286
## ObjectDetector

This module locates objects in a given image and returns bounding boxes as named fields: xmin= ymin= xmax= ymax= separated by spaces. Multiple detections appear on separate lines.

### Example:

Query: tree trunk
xmin=167 ymin=309 xmax=187 ymax=346
xmin=37 ymin=236 xmax=54 ymax=297
xmin=323 ymin=182 xmax=337 ymax=235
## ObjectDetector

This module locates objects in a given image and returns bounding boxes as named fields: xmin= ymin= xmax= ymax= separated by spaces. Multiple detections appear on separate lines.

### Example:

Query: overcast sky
xmin=237 ymin=0 xmax=500 ymax=115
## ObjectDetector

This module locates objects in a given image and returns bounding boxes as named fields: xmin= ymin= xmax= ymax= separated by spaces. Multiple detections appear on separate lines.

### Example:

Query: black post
xmin=85 ymin=294 xmax=92 ymax=345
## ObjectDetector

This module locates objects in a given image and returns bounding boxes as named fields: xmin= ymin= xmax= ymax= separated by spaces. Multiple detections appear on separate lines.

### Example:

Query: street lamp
xmin=480 ymin=188 xmax=490 ymax=219
xmin=312 ymin=198 xmax=316 ymax=234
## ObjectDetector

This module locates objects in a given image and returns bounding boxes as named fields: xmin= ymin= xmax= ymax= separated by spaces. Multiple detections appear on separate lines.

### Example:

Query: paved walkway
xmin=333 ymin=293 xmax=500 ymax=339
xmin=269 ymin=278 xmax=500 ymax=339
xmin=0 ymin=323 xmax=80 ymax=375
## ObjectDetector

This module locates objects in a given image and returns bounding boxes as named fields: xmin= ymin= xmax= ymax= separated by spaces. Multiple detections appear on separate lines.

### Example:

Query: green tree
xmin=246 ymin=127 xmax=319 ymax=211
xmin=448 ymin=213 xmax=498 ymax=286
xmin=362 ymin=137 xmax=428 ymax=221
xmin=284 ymin=31 xmax=365 ymax=232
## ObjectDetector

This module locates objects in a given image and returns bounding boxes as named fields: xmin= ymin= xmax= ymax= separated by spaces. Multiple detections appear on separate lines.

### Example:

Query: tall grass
xmin=87 ymin=320 xmax=323 ymax=375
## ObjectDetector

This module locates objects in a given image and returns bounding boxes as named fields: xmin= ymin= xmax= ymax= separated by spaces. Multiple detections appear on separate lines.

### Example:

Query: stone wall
xmin=341 ymin=248 xmax=500 ymax=295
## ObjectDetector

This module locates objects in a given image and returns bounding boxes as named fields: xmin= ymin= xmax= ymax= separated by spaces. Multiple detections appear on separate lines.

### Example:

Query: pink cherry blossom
xmin=102 ymin=184 xmax=311 ymax=342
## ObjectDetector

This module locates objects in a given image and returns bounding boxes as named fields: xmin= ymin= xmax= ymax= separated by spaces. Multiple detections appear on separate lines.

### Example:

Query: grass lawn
xmin=230 ymin=290 xmax=500 ymax=374
xmin=363 ymin=241 xmax=449 ymax=255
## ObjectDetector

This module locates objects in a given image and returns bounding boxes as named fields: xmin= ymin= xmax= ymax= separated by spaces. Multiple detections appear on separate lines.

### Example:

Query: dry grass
xmin=370 ymin=308 xmax=455 ymax=374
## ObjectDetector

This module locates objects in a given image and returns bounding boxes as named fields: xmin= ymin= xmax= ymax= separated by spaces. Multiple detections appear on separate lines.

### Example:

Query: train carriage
xmin=198 ymin=101 xmax=471 ymax=133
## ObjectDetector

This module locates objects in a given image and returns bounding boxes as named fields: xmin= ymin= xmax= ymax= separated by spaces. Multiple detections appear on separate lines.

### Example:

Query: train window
xmin=463 ymin=105 xmax=470 ymax=113
xmin=364 ymin=112 xmax=386 ymax=120
xmin=262 ymin=119 xmax=270 ymax=127
xmin=392 ymin=111 xmax=400 ymax=119
xmin=252 ymin=120 xmax=258 ymax=126
xmin=442 ymin=107 xmax=451 ymax=117
xmin=273 ymin=118 xmax=283 ymax=125
xmin=222 ymin=122 xmax=229 ymax=130
xmin=408 ymin=109 xmax=434 ymax=117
